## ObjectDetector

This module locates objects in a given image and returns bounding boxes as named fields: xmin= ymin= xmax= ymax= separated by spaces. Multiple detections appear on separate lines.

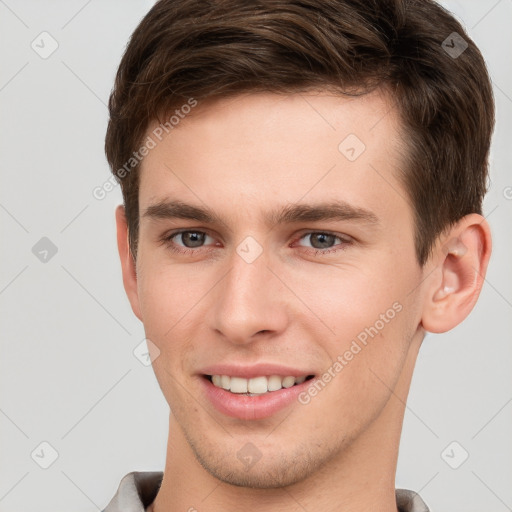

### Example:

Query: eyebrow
xmin=142 ymin=199 xmax=379 ymax=229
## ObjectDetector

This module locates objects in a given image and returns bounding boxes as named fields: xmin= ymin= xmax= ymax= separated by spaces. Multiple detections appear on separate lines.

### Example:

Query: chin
xmin=186 ymin=432 xmax=336 ymax=489
xmin=198 ymin=454 xmax=315 ymax=489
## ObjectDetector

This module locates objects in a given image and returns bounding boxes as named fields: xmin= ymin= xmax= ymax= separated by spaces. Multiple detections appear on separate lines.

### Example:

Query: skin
xmin=115 ymin=90 xmax=491 ymax=512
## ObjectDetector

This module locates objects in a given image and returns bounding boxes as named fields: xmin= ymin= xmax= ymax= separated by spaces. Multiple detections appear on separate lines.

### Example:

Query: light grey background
xmin=0 ymin=1 xmax=511 ymax=511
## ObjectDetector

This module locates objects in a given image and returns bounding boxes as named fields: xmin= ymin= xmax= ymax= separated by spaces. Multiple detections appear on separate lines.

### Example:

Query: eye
xmin=160 ymin=229 xmax=352 ymax=257
xmin=294 ymin=231 xmax=352 ymax=256
xmin=173 ymin=231 xmax=209 ymax=248
xmin=161 ymin=230 xmax=217 ymax=255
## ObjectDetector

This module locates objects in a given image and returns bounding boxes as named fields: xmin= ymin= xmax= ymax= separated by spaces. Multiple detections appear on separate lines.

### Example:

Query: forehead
xmin=139 ymin=90 xmax=408 ymax=225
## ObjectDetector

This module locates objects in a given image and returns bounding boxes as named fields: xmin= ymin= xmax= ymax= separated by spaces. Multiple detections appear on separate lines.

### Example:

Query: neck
xmin=150 ymin=335 xmax=422 ymax=512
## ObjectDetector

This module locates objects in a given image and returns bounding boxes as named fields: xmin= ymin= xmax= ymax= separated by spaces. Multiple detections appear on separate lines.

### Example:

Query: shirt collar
xmin=102 ymin=471 xmax=430 ymax=512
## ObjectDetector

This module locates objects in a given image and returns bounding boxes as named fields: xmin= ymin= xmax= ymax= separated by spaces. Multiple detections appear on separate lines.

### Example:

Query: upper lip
xmin=198 ymin=363 xmax=315 ymax=379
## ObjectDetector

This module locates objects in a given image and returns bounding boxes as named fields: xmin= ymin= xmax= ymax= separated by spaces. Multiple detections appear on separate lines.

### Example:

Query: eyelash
xmin=160 ymin=230 xmax=352 ymax=257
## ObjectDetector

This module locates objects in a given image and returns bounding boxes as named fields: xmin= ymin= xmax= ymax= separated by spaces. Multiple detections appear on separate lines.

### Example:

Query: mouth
xmin=204 ymin=374 xmax=315 ymax=396
xmin=199 ymin=372 xmax=316 ymax=420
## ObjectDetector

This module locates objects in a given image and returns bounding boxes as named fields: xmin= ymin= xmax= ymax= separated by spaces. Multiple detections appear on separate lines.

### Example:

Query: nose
xmin=210 ymin=246 xmax=289 ymax=345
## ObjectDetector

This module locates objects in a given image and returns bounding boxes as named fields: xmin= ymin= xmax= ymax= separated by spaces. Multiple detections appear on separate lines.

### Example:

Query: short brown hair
xmin=105 ymin=0 xmax=494 ymax=265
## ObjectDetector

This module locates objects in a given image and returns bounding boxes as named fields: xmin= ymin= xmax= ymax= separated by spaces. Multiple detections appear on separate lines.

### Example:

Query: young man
xmin=102 ymin=0 xmax=494 ymax=510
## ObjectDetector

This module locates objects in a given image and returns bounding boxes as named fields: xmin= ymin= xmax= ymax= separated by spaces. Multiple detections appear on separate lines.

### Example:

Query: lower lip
xmin=200 ymin=377 xmax=313 ymax=420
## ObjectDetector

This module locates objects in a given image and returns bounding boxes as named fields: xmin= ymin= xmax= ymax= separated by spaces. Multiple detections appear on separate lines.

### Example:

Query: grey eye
xmin=176 ymin=231 xmax=207 ymax=248
xmin=301 ymin=233 xmax=338 ymax=249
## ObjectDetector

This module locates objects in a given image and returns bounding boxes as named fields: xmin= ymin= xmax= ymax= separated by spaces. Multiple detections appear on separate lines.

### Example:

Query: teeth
xmin=268 ymin=375 xmax=282 ymax=392
xmin=230 ymin=377 xmax=248 ymax=393
xmin=220 ymin=375 xmax=230 ymax=390
xmin=282 ymin=376 xmax=296 ymax=388
xmin=210 ymin=375 xmax=308 ymax=394
xmin=248 ymin=376 xmax=267 ymax=394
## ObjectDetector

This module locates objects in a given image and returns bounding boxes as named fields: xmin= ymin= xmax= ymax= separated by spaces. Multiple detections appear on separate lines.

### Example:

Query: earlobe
xmin=115 ymin=205 xmax=143 ymax=321
xmin=421 ymin=214 xmax=491 ymax=334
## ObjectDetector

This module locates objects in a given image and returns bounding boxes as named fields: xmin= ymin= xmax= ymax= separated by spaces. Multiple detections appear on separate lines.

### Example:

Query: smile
xmin=207 ymin=374 xmax=314 ymax=395
xmin=200 ymin=370 xmax=316 ymax=420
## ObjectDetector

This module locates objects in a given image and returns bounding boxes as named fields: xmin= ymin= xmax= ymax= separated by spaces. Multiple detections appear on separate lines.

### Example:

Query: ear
xmin=115 ymin=205 xmax=143 ymax=321
xmin=421 ymin=213 xmax=492 ymax=333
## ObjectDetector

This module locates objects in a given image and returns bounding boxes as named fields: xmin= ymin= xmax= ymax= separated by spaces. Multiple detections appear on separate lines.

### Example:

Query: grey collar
xmin=102 ymin=471 xmax=430 ymax=512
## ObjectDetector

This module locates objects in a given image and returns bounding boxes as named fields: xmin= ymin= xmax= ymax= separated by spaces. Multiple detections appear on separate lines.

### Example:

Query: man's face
xmin=130 ymin=91 xmax=427 ymax=487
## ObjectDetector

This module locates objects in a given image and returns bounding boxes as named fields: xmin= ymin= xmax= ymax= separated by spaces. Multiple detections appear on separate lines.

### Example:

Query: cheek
xmin=296 ymin=262 xmax=416 ymax=400
xmin=137 ymin=267 xmax=196 ymax=406
xmin=136 ymin=262 xmax=212 ymax=379
xmin=290 ymin=261 xmax=411 ymax=339
xmin=307 ymin=310 xmax=412 ymax=437
xmin=136 ymin=267 xmax=189 ymax=382
xmin=137 ymin=261 xmax=197 ymax=332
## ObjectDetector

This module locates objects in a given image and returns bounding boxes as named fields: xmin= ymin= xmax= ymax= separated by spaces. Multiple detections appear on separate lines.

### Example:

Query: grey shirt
xmin=102 ymin=471 xmax=431 ymax=512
